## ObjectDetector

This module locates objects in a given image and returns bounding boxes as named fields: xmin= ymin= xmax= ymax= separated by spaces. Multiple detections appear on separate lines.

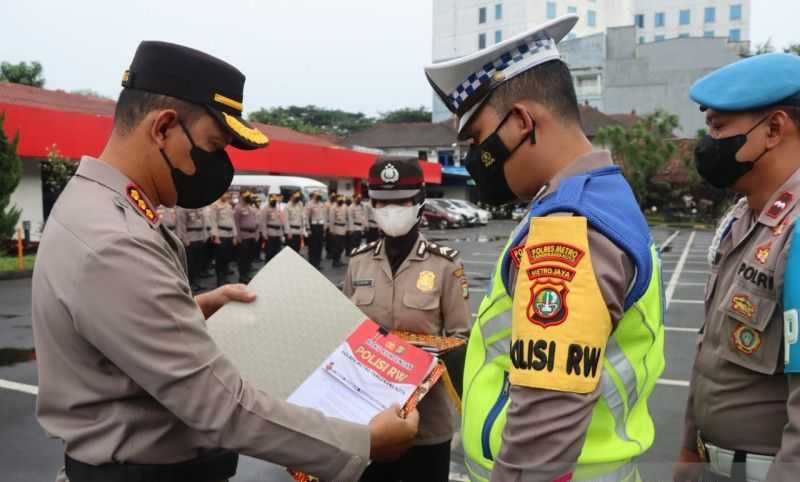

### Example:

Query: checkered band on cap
xmin=447 ymin=35 xmax=557 ymax=113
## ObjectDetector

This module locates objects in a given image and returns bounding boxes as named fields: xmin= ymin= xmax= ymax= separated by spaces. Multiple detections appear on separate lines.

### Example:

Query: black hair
xmin=486 ymin=59 xmax=581 ymax=125
xmin=113 ymin=88 xmax=205 ymax=136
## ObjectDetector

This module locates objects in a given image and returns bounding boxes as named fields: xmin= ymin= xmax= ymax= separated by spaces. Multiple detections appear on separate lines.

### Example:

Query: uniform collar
xmin=372 ymin=233 xmax=429 ymax=261
xmin=536 ymin=150 xmax=613 ymax=201
xmin=75 ymin=156 xmax=160 ymax=228
xmin=754 ymin=166 xmax=800 ymax=227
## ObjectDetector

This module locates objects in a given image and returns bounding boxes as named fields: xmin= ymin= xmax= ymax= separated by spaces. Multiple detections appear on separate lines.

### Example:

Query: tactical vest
xmin=462 ymin=166 xmax=666 ymax=482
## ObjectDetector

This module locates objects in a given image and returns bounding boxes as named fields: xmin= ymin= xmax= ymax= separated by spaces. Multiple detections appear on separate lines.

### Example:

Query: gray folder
xmin=207 ymin=248 xmax=365 ymax=400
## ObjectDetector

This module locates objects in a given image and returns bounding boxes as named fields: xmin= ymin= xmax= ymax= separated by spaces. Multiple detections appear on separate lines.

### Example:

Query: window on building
xmin=588 ymin=10 xmax=596 ymax=27
xmin=635 ymin=14 xmax=644 ymax=28
xmin=704 ymin=30 xmax=715 ymax=38
xmin=479 ymin=33 xmax=487 ymax=49
xmin=495 ymin=30 xmax=502 ymax=43
xmin=655 ymin=35 xmax=665 ymax=42
xmin=729 ymin=29 xmax=741 ymax=42
xmin=479 ymin=7 xmax=487 ymax=24
xmin=655 ymin=12 xmax=665 ymax=27
xmin=546 ymin=2 xmax=556 ymax=19
xmin=679 ymin=33 xmax=689 ymax=38
xmin=438 ymin=150 xmax=455 ymax=167
xmin=704 ymin=6 xmax=716 ymax=23
xmin=495 ymin=4 xmax=503 ymax=20
xmin=568 ymin=6 xmax=577 ymax=14
xmin=639 ymin=36 xmax=645 ymax=44
xmin=730 ymin=4 xmax=742 ymax=21
xmin=679 ymin=9 xmax=690 ymax=25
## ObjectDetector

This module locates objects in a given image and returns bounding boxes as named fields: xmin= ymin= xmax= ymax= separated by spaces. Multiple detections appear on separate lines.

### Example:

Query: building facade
xmin=633 ymin=0 xmax=750 ymax=45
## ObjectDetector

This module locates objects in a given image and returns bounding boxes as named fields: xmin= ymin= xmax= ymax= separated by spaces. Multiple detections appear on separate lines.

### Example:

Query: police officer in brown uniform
xmin=178 ymin=206 xmax=208 ymax=291
xmin=285 ymin=191 xmax=306 ymax=252
xmin=31 ymin=41 xmax=418 ymax=482
xmin=306 ymin=191 xmax=328 ymax=269
xmin=209 ymin=192 xmax=238 ymax=287
xmin=348 ymin=194 xmax=368 ymax=251
xmin=260 ymin=193 xmax=286 ymax=264
xmin=329 ymin=194 xmax=349 ymax=267
xmin=674 ymin=54 xmax=800 ymax=482
xmin=365 ymin=198 xmax=380 ymax=243
xmin=344 ymin=158 xmax=471 ymax=482
xmin=234 ymin=191 xmax=261 ymax=283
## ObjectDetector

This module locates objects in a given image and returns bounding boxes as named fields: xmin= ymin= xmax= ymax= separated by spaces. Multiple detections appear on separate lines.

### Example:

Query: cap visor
xmin=207 ymin=108 xmax=269 ymax=150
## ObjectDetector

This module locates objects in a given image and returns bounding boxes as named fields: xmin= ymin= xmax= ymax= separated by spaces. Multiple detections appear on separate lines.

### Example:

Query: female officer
xmin=343 ymin=158 xmax=471 ymax=482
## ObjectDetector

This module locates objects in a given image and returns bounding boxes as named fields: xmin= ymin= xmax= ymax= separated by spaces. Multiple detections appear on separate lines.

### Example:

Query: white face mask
xmin=373 ymin=204 xmax=420 ymax=237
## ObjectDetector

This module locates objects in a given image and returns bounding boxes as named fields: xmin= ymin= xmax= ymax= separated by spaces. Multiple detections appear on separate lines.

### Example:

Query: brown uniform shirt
xmin=683 ymin=167 xmax=800 ymax=480
xmin=329 ymin=205 xmax=349 ymax=236
xmin=208 ymin=200 xmax=237 ymax=239
xmin=285 ymin=202 xmax=306 ymax=236
xmin=306 ymin=201 xmax=328 ymax=228
xmin=32 ymin=157 xmax=370 ymax=481
xmin=234 ymin=203 xmax=260 ymax=241
xmin=348 ymin=203 xmax=368 ymax=233
xmin=177 ymin=207 xmax=207 ymax=244
xmin=493 ymin=152 xmax=636 ymax=481
xmin=344 ymin=234 xmax=471 ymax=445
xmin=260 ymin=205 xmax=285 ymax=238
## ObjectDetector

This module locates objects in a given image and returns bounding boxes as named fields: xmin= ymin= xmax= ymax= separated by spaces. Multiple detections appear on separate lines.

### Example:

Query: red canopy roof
xmin=0 ymin=83 xmax=441 ymax=184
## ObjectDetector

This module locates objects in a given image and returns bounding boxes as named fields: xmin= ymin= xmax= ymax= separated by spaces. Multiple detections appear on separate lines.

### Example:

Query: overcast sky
xmin=0 ymin=0 xmax=794 ymax=117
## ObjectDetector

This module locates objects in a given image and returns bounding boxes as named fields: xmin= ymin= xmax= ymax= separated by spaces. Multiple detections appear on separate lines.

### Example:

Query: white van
xmin=229 ymin=174 xmax=328 ymax=205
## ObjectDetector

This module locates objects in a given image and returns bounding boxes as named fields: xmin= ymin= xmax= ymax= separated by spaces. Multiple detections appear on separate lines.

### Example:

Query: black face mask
xmin=464 ymin=110 xmax=533 ymax=206
xmin=694 ymin=116 xmax=770 ymax=189
xmin=269 ymin=200 xmax=277 ymax=207
xmin=160 ymin=120 xmax=234 ymax=209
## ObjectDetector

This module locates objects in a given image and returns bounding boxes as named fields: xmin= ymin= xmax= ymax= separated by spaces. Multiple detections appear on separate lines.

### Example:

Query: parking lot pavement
xmin=0 ymin=221 xmax=712 ymax=481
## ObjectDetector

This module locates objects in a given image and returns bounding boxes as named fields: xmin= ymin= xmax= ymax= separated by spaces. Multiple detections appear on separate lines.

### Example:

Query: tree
xmin=0 ymin=61 xmax=45 ymax=87
xmin=595 ymin=110 xmax=679 ymax=209
xmin=41 ymin=144 xmax=77 ymax=195
xmin=0 ymin=112 xmax=23 ymax=240
xmin=248 ymin=105 xmax=375 ymax=137
xmin=785 ymin=44 xmax=800 ymax=56
xmin=69 ymin=88 xmax=112 ymax=100
xmin=378 ymin=106 xmax=432 ymax=123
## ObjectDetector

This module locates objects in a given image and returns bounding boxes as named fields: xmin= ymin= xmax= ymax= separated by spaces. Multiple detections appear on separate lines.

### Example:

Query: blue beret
xmin=690 ymin=53 xmax=800 ymax=111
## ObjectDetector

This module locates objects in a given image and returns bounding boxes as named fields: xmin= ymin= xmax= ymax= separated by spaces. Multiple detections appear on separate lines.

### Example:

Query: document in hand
xmin=288 ymin=319 xmax=444 ymax=424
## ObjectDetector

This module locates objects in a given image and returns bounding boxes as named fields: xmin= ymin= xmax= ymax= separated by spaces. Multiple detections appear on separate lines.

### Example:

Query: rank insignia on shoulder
xmin=125 ymin=184 xmax=159 ymax=225
xmin=351 ymin=241 xmax=378 ymax=257
xmin=426 ymin=242 xmax=459 ymax=261
xmin=767 ymin=192 xmax=794 ymax=219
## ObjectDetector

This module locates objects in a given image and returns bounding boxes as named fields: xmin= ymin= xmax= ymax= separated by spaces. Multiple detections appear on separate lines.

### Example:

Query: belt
xmin=187 ymin=227 xmax=203 ymax=232
xmin=312 ymin=221 xmax=325 ymax=225
xmin=335 ymin=222 xmax=346 ymax=227
xmin=698 ymin=433 xmax=773 ymax=482
xmin=65 ymin=450 xmax=238 ymax=482
xmin=241 ymin=228 xmax=257 ymax=233
xmin=290 ymin=224 xmax=301 ymax=229
xmin=353 ymin=222 xmax=363 ymax=226
xmin=218 ymin=226 xmax=233 ymax=231
xmin=267 ymin=224 xmax=282 ymax=229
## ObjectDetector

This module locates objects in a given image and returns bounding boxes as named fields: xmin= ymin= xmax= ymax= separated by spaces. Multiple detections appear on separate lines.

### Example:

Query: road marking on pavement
xmin=677 ymin=282 xmax=706 ymax=287
xmin=463 ymin=260 xmax=497 ymax=266
xmin=470 ymin=253 xmax=500 ymax=258
xmin=663 ymin=269 xmax=709 ymax=275
xmin=670 ymin=299 xmax=705 ymax=305
xmin=0 ymin=378 xmax=38 ymax=395
xmin=658 ymin=230 xmax=680 ymax=253
xmin=657 ymin=378 xmax=690 ymax=387
xmin=469 ymin=288 xmax=487 ymax=293
xmin=665 ymin=231 xmax=696 ymax=309
xmin=665 ymin=326 xmax=700 ymax=333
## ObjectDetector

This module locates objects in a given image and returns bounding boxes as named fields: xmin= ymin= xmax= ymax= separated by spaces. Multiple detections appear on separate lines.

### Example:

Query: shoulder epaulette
xmin=426 ymin=241 xmax=459 ymax=262
xmin=351 ymin=240 xmax=379 ymax=257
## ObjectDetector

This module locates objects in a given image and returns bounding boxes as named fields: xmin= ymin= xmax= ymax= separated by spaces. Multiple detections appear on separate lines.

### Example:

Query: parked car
xmin=428 ymin=198 xmax=478 ymax=226
xmin=422 ymin=202 xmax=462 ymax=229
xmin=449 ymin=199 xmax=490 ymax=225
xmin=511 ymin=204 xmax=528 ymax=221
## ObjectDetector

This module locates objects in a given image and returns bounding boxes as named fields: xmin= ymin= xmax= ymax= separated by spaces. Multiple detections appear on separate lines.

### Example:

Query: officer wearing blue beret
xmin=675 ymin=53 xmax=800 ymax=482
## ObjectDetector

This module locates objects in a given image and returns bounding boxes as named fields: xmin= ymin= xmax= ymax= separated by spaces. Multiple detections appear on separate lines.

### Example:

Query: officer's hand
xmin=195 ymin=283 xmax=256 ymax=319
xmin=233 ymin=238 xmax=239 ymax=246
xmin=368 ymin=404 xmax=419 ymax=462
xmin=212 ymin=236 xmax=221 ymax=245
xmin=673 ymin=447 xmax=703 ymax=482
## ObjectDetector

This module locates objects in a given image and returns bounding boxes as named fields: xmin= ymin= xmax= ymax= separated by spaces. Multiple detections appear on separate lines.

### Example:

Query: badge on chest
xmin=416 ymin=271 xmax=436 ymax=293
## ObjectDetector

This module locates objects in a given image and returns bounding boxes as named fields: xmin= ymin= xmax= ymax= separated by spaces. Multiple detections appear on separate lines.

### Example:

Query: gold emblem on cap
xmin=121 ymin=70 xmax=130 ymax=85
xmin=213 ymin=93 xmax=244 ymax=113
xmin=481 ymin=151 xmax=495 ymax=167
xmin=221 ymin=112 xmax=269 ymax=145
xmin=492 ymin=72 xmax=505 ymax=82
xmin=416 ymin=271 xmax=436 ymax=293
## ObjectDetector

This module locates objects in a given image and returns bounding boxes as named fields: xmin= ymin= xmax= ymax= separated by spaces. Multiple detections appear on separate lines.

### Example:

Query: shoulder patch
xmin=125 ymin=184 xmax=159 ymax=226
xmin=351 ymin=241 xmax=378 ymax=257
xmin=510 ymin=216 xmax=611 ymax=394
xmin=426 ymin=242 xmax=460 ymax=261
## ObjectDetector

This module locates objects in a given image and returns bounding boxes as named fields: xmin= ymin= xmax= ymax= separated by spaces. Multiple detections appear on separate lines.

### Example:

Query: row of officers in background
xmin=157 ymin=190 xmax=380 ymax=290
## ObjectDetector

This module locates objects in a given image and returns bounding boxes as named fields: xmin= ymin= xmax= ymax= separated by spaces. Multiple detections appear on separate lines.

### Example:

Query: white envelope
xmin=206 ymin=248 xmax=365 ymax=400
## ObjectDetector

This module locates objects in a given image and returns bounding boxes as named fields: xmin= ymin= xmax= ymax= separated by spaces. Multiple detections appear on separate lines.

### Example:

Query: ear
xmin=149 ymin=109 xmax=179 ymax=149
xmin=510 ymin=102 xmax=539 ymax=144
xmin=766 ymin=110 xmax=789 ymax=150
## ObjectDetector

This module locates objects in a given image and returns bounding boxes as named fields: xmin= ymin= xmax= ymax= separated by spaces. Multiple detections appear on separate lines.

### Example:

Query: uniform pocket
xmin=353 ymin=287 xmax=375 ymax=306
xmin=403 ymin=291 xmax=440 ymax=311
xmin=717 ymin=281 xmax=780 ymax=374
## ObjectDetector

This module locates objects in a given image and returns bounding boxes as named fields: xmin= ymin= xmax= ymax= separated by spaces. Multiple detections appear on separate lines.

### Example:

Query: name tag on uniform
xmin=353 ymin=279 xmax=374 ymax=288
